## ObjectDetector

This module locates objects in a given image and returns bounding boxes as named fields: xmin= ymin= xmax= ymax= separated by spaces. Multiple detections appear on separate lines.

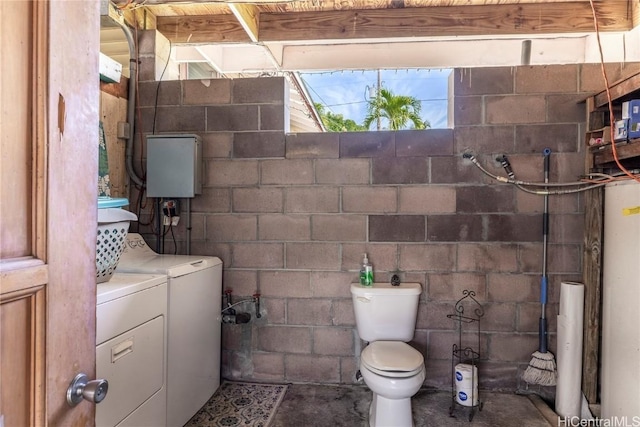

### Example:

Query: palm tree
xmin=363 ymin=88 xmax=429 ymax=130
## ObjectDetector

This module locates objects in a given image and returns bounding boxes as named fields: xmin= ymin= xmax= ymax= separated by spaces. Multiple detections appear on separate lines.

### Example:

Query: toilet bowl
xmin=351 ymin=283 xmax=425 ymax=427
xmin=359 ymin=341 xmax=425 ymax=427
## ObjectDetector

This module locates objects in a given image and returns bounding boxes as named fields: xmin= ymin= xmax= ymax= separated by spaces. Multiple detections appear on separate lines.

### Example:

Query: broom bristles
xmin=523 ymin=351 xmax=557 ymax=386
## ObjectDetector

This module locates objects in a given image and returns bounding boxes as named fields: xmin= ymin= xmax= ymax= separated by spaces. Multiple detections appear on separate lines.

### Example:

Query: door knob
xmin=66 ymin=373 xmax=109 ymax=406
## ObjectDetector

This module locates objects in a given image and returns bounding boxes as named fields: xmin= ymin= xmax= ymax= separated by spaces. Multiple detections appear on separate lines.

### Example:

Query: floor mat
xmin=185 ymin=381 xmax=288 ymax=427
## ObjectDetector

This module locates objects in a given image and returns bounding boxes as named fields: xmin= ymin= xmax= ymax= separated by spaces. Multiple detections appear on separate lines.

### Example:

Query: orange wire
xmin=589 ymin=0 xmax=640 ymax=183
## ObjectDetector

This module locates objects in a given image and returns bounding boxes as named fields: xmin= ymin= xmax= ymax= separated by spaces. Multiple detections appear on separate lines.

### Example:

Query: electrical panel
xmin=146 ymin=134 xmax=202 ymax=198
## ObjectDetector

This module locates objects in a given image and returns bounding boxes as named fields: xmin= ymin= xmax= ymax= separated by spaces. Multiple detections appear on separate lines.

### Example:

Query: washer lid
xmin=361 ymin=341 xmax=424 ymax=373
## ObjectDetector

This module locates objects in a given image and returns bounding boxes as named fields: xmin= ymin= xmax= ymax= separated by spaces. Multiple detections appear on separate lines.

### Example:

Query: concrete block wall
xmin=132 ymin=56 xmax=640 ymax=391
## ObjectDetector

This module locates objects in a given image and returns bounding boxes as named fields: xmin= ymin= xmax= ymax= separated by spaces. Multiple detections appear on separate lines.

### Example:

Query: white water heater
xmin=601 ymin=180 xmax=640 ymax=419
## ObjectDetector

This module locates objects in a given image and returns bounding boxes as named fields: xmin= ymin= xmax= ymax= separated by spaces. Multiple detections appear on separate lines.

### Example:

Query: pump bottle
xmin=359 ymin=253 xmax=374 ymax=286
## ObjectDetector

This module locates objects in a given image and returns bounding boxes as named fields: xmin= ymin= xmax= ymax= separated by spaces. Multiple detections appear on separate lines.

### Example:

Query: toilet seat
xmin=361 ymin=341 xmax=424 ymax=378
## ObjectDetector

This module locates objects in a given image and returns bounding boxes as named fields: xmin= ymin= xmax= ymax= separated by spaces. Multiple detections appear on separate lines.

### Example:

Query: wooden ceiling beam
xmin=228 ymin=4 xmax=260 ymax=43
xmin=157 ymin=15 xmax=251 ymax=43
xmin=157 ymin=1 xmax=631 ymax=44
xmin=260 ymin=2 xmax=631 ymax=41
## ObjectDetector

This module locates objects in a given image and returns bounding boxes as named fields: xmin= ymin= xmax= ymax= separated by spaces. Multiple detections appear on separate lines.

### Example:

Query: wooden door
xmin=0 ymin=1 xmax=100 ymax=426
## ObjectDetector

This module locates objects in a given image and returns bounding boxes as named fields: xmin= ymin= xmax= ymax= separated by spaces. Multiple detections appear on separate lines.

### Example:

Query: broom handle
xmin=540 ymin=148 xmax=551 ymax=353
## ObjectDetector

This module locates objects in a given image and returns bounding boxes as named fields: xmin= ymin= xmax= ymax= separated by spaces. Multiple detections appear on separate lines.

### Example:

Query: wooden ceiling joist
xmin=157 ymin=15 xmax=251 ymax=43
xmin=156 ymin=1 xmax=631 ymax=45
xmin=259 ymin=2 xmax=631 ymax=42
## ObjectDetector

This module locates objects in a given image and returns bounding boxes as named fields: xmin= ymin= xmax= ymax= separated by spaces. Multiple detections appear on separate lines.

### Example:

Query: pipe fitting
xmin=222 ymin=312 xmax=251 ymax=324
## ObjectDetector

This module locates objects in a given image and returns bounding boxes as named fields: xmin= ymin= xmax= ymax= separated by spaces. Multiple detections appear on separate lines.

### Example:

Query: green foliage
xmin=363 ymin=88 xmax=430 ymax=131
xmin=315 ymin=103 xmax=367 ymax=132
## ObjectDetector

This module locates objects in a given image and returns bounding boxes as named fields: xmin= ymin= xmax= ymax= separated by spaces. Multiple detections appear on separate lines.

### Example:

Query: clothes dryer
xmin=96 ymin=272 xmax=167 ymax=427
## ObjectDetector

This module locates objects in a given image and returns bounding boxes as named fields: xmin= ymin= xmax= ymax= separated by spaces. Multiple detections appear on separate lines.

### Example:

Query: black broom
xmin=523 ymin=148 xmax=557 ymax=386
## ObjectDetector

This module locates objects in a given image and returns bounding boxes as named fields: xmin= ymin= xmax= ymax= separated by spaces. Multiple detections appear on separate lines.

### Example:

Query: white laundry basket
xmin=97 ymin=197 xmax=138 ymax=283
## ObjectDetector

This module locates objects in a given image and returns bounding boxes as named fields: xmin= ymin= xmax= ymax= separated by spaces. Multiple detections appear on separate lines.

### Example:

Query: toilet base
xmin=369 ymin=393 xmax=413 ymax=427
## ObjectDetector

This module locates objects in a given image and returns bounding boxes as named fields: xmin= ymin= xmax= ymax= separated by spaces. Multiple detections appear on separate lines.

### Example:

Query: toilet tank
xmin=351 ymin=282 xmax=422 ymax=342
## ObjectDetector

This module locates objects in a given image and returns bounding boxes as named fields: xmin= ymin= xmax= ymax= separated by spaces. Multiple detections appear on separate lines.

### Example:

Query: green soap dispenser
xmin=359 ymin=253 xmax=374 ymax=286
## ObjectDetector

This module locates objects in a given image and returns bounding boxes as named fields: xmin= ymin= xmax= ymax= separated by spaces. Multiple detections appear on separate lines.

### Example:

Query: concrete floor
xmin=271 ymin=384 xmax=556 ymax=427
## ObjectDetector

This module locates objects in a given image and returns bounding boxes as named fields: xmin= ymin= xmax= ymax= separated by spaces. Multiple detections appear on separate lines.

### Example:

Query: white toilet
xmin=351 ymin=282 xmax=426 ymax=427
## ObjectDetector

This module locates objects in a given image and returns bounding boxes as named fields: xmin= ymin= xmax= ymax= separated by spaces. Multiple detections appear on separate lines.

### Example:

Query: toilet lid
xmin=361 ymin=341 xmax=424 ymax=378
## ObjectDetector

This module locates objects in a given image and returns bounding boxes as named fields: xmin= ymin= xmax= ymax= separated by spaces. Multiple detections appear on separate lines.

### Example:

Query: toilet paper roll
xmin=455 ymin=363 xmax=478 ymax=388
xmin=456 ymin=387 xmax=479 ymax=407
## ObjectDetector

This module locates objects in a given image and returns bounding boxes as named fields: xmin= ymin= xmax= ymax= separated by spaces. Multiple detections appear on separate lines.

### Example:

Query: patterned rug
xmin=185 ymin=381 xmax=288 ymax=427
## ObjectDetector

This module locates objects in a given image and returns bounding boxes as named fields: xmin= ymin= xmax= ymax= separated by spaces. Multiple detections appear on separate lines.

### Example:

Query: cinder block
xmin=395 ymin=129 xmax=454 ymax=157
xmin=456 ymin=185 xmax=515 ymax=213
xmin=486 ymin=273 xmax=539 ymax=302
xmin=138 ymin=81 xmax=181 ymax=107
xmin=372 ymin=157 xmax=429 ymax=184
xmin=457 ymin=243 xmax=519 ymax=273
xmin=332 ymin=300 xmax=356 ymax=326
xmin=482 ymin=303 xmax=516 ymax=332
xmin=262 ymin=298 xmax=286 ymax=324
xmin=339 ymin=131 xmax=395 ymax=158
xmin=285 ymin=354 xmax=340 ymax=383
xmin=515 ymin=65 xmax=578 ymax=94
xmin=259 ymin=214 xmax=310 ymax=241
xmin=515 ymin=124 xmax=580 ymax=153
xmin=259 ymin=271 xmax=312 ymax=298
xmin=546 ymin=94 xmax=587 ymax=124
xmin=206 ymin=215 xmax=257 ymax=241
xmin=286 ymin=243 xmax=341 ymax=270
xmin=288 ymin=299 xmax=332 ymax=326
xmin=261 ymin=159 xmax=314 ymax=185
xmin=153 ymin=106 xmax=206 ymax=132
xmin=206 ymin=105 xmax=259 ymax=132
xmin=285 ymin=187 xmax=340 ymax=213
xmin=312 ymin=215 xmax=367 ymax=241
xmin=342 ymin=186 xmax=397 ymax=213
xmin=286 ymin=133 xmax=339 ymax=159
xmin=370 ymin=215 xmax=425 ymax=242
xmin=486 ymin=214 xmax=542 ymax=242
xmin=452 ymin=126 xmax=515 ymax=157
xmin=232 ymin=243 xmax=284 ymax=268
xmin=487 ymin=334 xmax=537 ymax=362
xmin=201 ymin=132 xmax=233 ymax=158
xmin=252 ymin=352 xmax=285 ymax=381
xmin=341 ymin=243 xmax=399 ymax=273
xmin=416 ymin=302 xmax=454 ymax=330
xmin=232 ymin=77 xmax=287 ymax=104
xmin=399 ymin=244 xmax=456 ymax=272
xmin=310 ymin=271 xmax=355 ymax=298
xmin=340 ymin=356 xmax=359 ymax=383
xmin=257 ymin=326 xmax=311 ymax=353
xmin=485 ymin=95 xmax=546 ymax=124
xmin=313 ymin=328 xmax=354 ymax=356
xmin=426 ymin=214 xmax=483 ymax=242
xmin=233 ymin=187 xmax=283 ymax=213
xmin=222 ymin=325 xmax=244 ymax=351
xmin=520 ymin=243 xmax=581 ymax=275
xmin=260 ymin=105 xmax=286 ymax=131
xmin=454 ymin=67 xmax=515 ymax=96
xmin=191 ymin=188 xmax=230 ymax=213
xmin=315 ymin=159 xmax=370 ymax=184
xmin=517 ymin=302 xmax=542 ymax=332
xmin=427 ymin=273 xmax=486 ymax=302
xmin=206 ymin=159 xmax=259 ymax=186
xmin=453 ymin=96 xmax=483 ymax=126
xmin=182 ymin=79 xmax=231 ymax=105
xmin=399 ymin=187 xmax=456 ymax=214
xmin=233 ymin=132 xmax=285 ymax=159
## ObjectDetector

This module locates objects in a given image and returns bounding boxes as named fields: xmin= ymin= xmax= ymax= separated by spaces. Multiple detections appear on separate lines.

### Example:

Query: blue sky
xmin=300 ymin=69 xmax=452 ymax=129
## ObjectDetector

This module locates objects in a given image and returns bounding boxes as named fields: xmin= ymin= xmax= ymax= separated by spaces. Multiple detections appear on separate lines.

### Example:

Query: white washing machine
xmin=96 ymin=272 xmax=168 ymax=427
xmin=116 ymin=234 xmax=223 ymax=427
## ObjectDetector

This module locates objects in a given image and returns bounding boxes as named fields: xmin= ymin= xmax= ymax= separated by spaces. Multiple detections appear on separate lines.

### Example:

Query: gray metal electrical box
xmin=146 ymin=134 xmax=202 ymax=198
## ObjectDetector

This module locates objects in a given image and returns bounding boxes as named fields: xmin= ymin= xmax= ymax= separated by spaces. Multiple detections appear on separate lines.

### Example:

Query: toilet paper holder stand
xmin=447 ymin=289 xmax=485 ymax=421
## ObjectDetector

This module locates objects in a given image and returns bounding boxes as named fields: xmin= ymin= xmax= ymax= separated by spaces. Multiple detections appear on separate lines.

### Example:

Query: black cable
xmin=152 ymin=39 xmax=172 ymax=134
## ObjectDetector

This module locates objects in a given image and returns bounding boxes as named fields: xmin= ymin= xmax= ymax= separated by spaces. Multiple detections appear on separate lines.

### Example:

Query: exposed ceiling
xmin=102 ymin=0 xmax=640 ymax=131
